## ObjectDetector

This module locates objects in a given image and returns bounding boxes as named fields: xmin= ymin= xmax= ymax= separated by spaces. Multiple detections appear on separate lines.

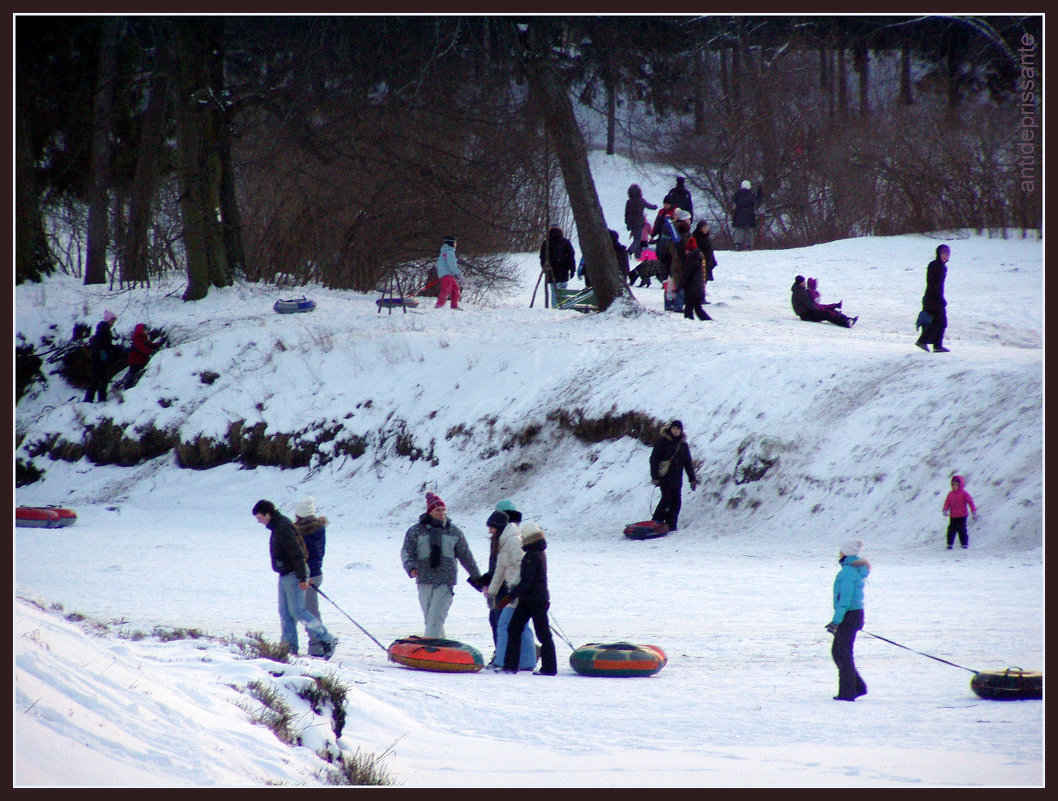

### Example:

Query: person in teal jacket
xmin=826 ymin=538 xmax=870 ymax=701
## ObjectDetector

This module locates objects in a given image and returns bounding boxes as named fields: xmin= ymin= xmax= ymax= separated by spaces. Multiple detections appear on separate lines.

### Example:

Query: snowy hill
xmin=15 ymin=153 xmax=1043 ymax=786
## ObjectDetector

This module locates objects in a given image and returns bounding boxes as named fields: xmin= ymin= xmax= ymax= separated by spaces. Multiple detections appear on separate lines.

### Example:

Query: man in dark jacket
xmin=84 ymin=309 xmax=118 ymax=403
xmin=649 ymin=420 xmax=698 ymax=531
xmin=502 ymin=521 xmax=557 ymax=675
xmin=915 ymin=244 xmax=951 ymax=352
xmin=253 ymin=499 xmax=338 ymax=659
xmin=731 ymin=180 xmax=763 ymax=250
xmin=540 ymin=225 xmax=577 ymax=307
xmin=664 ymin=176 xmax=693 ymax=218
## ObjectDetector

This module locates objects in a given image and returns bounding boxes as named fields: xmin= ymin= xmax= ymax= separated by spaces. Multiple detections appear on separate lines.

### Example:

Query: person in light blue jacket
xmin=435 ymin=235 xmax=463 ymax=309
xmin=826 ymin=538 xmax=870 ymax=701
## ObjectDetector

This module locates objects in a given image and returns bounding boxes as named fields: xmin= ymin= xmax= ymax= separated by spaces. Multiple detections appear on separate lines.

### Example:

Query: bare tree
xmin=83 ymin=18 xmax=120 ymax=285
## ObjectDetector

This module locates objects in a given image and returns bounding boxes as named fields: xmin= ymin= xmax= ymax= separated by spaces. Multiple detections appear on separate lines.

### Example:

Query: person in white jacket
xmin=486 ymin=502 xmax=536 ymax=670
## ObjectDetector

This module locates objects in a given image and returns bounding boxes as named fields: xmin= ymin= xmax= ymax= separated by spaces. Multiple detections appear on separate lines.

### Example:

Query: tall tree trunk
xmin=174 ymin=19 xmax=231 ymax=301
xmin=123 ymin=22 xmax=171 ymax=286
xmin=84 ymin=18 xmax=121 ymax=286
xmin=15 ymin=101 xmax=54 ymax=284
xmin=854 ymin=42 xmax=869 ymax=117
xmin=691 ymin=47 xmax=706 ymax=135
xmin=526 ymin=63 xmax=631 ymax=312
xmin=899 ymin=42 xmax=914 ymax=105
xmin=216 ymin=21 xmax=247 ymax=281
xmin=837 ymin=45 xmax=848 ymax=115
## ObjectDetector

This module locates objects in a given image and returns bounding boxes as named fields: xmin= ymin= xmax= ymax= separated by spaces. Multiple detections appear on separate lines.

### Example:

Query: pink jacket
xmin=943 ymin=475 xmax=977 ymax=518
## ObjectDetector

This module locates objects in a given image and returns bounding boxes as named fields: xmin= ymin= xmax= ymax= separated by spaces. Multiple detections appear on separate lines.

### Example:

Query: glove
xmin=485 ymin=593 xmax=496 ymax=610
xmin=825 ymin=623 xmax=838 ymax=634
xmin=690 ymin=481 xmax=698 ymax=491
xmin=651 ymin=479 xmax=660 ymax=486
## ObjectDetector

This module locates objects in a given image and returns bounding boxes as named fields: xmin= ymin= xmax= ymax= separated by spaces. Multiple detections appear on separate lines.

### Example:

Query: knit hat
xmin=674 ymin=209 xmax=692 ymax=222
xmin=294 ymin=497 xmax=316 ymax=518
xmin=669 ymin=419 xmax=684 ymax=430
xmin=840 ymin=539 xmax=864 ymax=557
xmin=520 ymin=521 xmax=546 ymax=545
xmin=486 ymin=510 xmax=509 ymax=532
xmin=103 ymin=309 xmax=117 ymax=323
xmin=741 ymin=180 xmax=751 ymax=189
xmin=795 ymin=275 xmax=805 ymax=284
xmin=806 ymin=277 xmax=817 ymax=290
xmin=426 ymin=492 xmax=446 ymax=513
xmin=676 ymin=176 xmax=685 ymax=184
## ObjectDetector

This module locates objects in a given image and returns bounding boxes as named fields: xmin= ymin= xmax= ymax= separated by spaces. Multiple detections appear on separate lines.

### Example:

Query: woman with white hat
xmin=826 ymin=539 xmax=871 ymax=701
xmin=293 ymin=497 xmax=328 ymax=656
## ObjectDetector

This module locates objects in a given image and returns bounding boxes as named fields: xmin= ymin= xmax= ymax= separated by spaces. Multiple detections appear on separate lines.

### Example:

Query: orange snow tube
xmin=387 ymin=636 xmax=485 ymax=673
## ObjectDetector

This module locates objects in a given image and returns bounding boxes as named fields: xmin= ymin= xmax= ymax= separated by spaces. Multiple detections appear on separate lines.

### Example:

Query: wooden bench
xmin=554 ymin=286 xmax=598 ymax=313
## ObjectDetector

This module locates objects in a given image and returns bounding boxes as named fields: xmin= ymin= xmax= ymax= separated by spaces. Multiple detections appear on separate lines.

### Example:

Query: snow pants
xmin=305 ymin=574 xmax=326 ymax=655
xmin=946 ymin=516 xmax=969 ymax=548
xmin=278 ymin=572 xmax=334 ymax=655
xmin=831 ymin=608 xmax=867 ymax=700
xmin=733 ymin=226 xmax=754 ymax=250
xmin=652 ymin=482 xmax=683 ymax=530
xmin=435 ymin=275 xmax=461 ymax=309
xmin=417 ymin=582 xmax=454 ymax=639
xmin=504 ymin=600 xmax=557 ymax=674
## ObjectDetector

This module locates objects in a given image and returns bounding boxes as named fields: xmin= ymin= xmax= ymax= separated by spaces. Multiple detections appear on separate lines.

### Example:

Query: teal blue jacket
xmin=831 ymin=556 xmax=869 ymax=625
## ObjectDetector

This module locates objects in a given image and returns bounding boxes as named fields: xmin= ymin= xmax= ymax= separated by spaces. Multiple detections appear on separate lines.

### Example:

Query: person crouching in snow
xmin=649 ymin=420 xmax=698 ymax=531
xmin=943 ymin=474 xmax=978 ymax=549
xmin=827 ymin=538 xmax=870 ymax=701
xmin=502 ymin=522 xmax=557 ymax=675
xmin=435 ymin=235 xmax=463 ymax=309
xmin=124 ymin=323 xmax=157 ymax=389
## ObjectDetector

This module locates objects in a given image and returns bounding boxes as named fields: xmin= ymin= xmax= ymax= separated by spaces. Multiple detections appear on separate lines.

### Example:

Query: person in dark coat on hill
xmin=84 ymin=309 xmax=118 ymax=403
xmin=692 ymin=221 xmax=718 ymax=303
xmin=649 ymin=420 xmax=698 ymax=531
xmin=731 ymin=180 xmax=763 ymax=251
xmin=680 ymin=236 xmax=711 ymax=321
xmin=293 ymin=497 xmax=329 ymax=656
xmin=915 ymin=243 xmax=951 ymax=353
xmin=664 ymin=176 xmax=693 ymax=218
xmin=540 ymin=225 xmax=577 ymax=307
xmin=624 ymin=184 xmax=657 ymax=259
xmin=791 ymin=275 xmax=858 ymax=328
xmin=502 ymin=521 xmax=557 ymax=676
xmin=253 ymin=499 xmax=338 ymax=659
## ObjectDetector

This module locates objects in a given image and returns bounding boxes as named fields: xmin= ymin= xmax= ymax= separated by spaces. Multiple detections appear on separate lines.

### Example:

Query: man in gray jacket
xmin=401 ymin=492 xmax=485 ymax=638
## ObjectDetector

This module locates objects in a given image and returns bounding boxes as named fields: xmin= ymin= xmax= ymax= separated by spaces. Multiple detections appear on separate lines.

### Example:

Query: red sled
xmin=623 ymin=520 xmax=670 ymax=540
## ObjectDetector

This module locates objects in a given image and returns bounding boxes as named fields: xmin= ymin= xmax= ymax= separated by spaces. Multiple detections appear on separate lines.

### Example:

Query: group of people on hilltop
xmin=83 ymin=309 xmax=159 ymax=403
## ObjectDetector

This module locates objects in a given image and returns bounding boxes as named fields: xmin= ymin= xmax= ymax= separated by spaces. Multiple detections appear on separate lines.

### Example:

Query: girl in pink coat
xmin=943 ymin=474 xmax=978 ymax=549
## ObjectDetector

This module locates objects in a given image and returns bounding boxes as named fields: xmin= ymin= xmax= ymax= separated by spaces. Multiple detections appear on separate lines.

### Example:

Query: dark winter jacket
xmin=89 ymin=320 xmax=115 ymax=367
xmin=921 ymin=258 xmax=948 ymax=314
xmin=791 ymin=280 xmax=816 ymax=319
xmin=294 ymin=514 xmax=327 ymax=578
xmin=680 ymin=241 xmax=706 ymax=302
xmin=664 ymin=184 xmax=693 ymax=217
xmin=512 ymin=537 xmax=550 ymax=607
xmin=650 ymin=426 xmax=697 ymax=488
xmin=401 ymin=513 xmax=482 ymax=588
xmin=268 ymin=510 xmax=309 ymax=581
xmin=693 ymin=226 xmax=717 ymax=281
xmin=624 ymin=188 xmax=658 ymax=231
xmin=540 ymin=229 xmax=577 ymax=283
xmin=127 ymin=324 xmax=156 ymax=368
xmin=731 ymin=186 xmax=762 ymax=229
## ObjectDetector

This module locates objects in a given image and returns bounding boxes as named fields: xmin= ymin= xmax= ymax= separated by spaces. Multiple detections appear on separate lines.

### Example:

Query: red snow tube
xmin=387 ymin=636 xmax=484 ymax=673
xmin=16 ymin=506 xmax=78 ymax=528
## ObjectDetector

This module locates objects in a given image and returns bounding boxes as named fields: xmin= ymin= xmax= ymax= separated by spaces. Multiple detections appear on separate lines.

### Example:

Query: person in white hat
xmin=293 ymin=497 xmax=329 ymax=655
xmin=826 ymin=539 xmax=871 ymax=701
xmin=730 ymin=179 xmax=763 ymax=251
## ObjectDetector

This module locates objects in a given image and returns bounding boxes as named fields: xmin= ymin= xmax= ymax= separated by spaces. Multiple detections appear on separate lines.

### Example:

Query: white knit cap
xmin=294 ymin=497 xmax=316 ymax=518
xmin=840 ymin=539 xmax=863 ymax=557
xmin=674 ymin=209 xmax=692 ymax=222
xmin=741 ymin=180 xmax=751 ymax=189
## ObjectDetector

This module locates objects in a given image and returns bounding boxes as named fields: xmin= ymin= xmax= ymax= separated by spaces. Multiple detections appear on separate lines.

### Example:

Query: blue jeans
xmin=278 ymin=572 xmax=332 ymax=655
xmin=492 ymin=604 xmax=537 ymax=669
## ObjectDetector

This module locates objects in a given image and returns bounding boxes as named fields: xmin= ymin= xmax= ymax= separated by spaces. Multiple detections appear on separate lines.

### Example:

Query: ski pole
xmin=316 ymin=587 xmax=388 ymax=653
xmin=862 ymin=631 xmax=978 ymax=674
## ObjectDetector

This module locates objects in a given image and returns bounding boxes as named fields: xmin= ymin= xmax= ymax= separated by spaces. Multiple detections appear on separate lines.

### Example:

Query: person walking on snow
xmin=252 ymin=499 xmax=338 ymax=659
xmin=943 ymin=474 xmax=978 ymax=549
xmin=435 ymin=235 xmax=463 ymax=309
xmin=649 ymin=420 xmax=698 ymax=531
xmin=502 ymin=521 xmax=557 ymax=675
xmin=731 ymin=179 xmax=762 ymax=251
xmin=292 ymin=497 xmax=329 ymax=655
xmin=484 ymin=505 xmax=536 ymax=670
xmin=401 ymin=492 xmax=485 ymax=638
xmin=915 ymin=243 xmax=951 ymax=352
xmin=664 ymin=176 xmax=693 ymax=218
xmin=827 ymin=538 xmax=870 ymax=701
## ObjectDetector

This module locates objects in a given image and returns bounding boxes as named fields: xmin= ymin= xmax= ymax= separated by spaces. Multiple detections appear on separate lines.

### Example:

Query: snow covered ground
xmin=14 ymin=153 xmax=1043 ymax=787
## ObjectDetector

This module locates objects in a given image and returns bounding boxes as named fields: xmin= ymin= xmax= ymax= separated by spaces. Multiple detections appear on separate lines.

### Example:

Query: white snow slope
xmin=14 ymin=152 xmax=1043 ymax=787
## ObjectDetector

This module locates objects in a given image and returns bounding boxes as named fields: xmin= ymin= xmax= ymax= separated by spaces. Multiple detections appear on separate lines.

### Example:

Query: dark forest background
xmin=15 ymin=15 xmax=1042 ymax=300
